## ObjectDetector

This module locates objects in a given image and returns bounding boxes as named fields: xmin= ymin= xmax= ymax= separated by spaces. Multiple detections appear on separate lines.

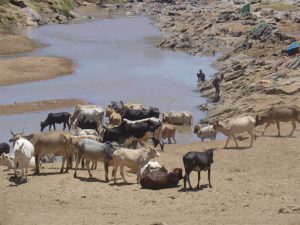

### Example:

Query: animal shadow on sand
xmin=8 ymin=176 xmax=27 ymax=187
xmin=75 ymin=176 xmax=108 ymax=183
xmin=108 ymin=180 xmax=135 ymax=186
xmin=178 ymin=184 xmax=209 ymax=192
xmin=258 ymin=134 xmax=296 ymax=139
xmin=221 ymin=146 xmax=251 ymax=151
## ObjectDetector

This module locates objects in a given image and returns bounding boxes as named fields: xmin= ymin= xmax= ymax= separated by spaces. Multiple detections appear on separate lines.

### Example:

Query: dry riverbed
xmin=0 ymin=126 xmax=299 ymax=225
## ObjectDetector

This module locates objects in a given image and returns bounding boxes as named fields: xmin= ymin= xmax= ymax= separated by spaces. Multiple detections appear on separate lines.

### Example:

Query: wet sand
xmin=0 ymin=125 xmax=299 ymax=225
xmin=0 ymin=35 xmax=40 ymax=55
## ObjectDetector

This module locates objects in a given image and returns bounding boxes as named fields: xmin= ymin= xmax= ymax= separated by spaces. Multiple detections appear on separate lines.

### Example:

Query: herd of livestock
xmin=0 ymin=100 xmax=299 ymax=191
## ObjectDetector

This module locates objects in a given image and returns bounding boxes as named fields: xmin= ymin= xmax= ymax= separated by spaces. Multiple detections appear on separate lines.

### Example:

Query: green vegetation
xmin=51 ymin=0 xmax=77 ymax=16
xmin=260 ymin=2 xmax=299 ymax=12
xmin=0 ymin=0 xmax=8 ymax=6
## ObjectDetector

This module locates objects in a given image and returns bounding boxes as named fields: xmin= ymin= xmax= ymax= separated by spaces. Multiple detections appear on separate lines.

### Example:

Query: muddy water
xmin=0 ymin=8 xmax=218 ymax=144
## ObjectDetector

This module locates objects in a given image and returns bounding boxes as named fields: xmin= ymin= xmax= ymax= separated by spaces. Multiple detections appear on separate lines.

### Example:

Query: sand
xmin=0 ymin=35 xmax=40 ymax=55
xmin=0 ymin=56 xmax=75 ymax=86
xmin=0 ymin=99 xmax=87 ymax=115
xmin=0 ymin=125 xmax=299 ymax=225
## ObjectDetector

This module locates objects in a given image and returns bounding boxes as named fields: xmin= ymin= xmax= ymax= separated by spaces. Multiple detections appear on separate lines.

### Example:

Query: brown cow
xmin=162 ymin=124 xmax=177 ymax=144
xmin=140 ymin=168 xmax=183 ymax=190
xmin=255 ymin=106 xmax=300 ymax=136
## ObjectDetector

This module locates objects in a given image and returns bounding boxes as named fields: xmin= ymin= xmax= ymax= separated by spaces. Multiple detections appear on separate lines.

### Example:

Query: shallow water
xmin=0 ymin=9 xmax=218 ymax=144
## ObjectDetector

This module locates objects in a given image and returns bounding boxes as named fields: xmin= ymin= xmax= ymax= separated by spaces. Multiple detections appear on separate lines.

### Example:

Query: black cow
xmin=77 ymin=117 xmax=99 ymax=132
xmin=0 ymin=143 xmax=10 ymax=155
xmin=122 ymin=107 xmax=160 ymax=121
xmin=40 ymin=112 xmax=71 ymax=132
xmin=140 ymin=168 xmax=183 ymax=190
xmin=182 ymin=149 xmax=215 ymax=191
xmin=102 ymin=118 xmax=164 ymax=150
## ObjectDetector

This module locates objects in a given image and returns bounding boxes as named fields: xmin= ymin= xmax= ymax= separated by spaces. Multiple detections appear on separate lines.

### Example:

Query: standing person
xmin=212 ymin=74 xmax=224 ymax=101
xmin=197 ymin=69 xmax=206 ymax=82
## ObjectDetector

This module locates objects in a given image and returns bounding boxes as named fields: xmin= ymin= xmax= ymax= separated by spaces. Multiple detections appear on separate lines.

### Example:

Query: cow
xmin=108 ymin=101 xmax=143 ymax=114
xmin=213 ymin=116 xmax=255 ymax=148
xmin=162 ymin=111 xmax=193 ymax=126
xmin=121 ymin=107 xmax=160 ymax=121
xmin=140 ymin=168 xmax=183 ymax=190
xmin=102 ymin=117 xmax=164 ymax=151
xmin=71 ymin=105 xmax=104 ymax=131
xmin=105 ymin=107 xmax=122 ymax=127
xmin=140 ymin=161 xmax=164 ymax=176
xmin=112 ymin=146 xmax=160 ymax=184
xmin=13 ymin=138 xmax=35 ymax=181
xmin=0 ymin=142 xmax=10 ymax=156
xmin=77 ymin=116 xmax=99 ymax=131
xmin=40 ymin=112 xmax=71 ymax=132
xmin=255 ymin=105 xmax=300 ymax=136
xmin=182 ymin=149 xmax=215 ymax=191
xmin=62 ymin=134 xmax=101 ymax=170
xmin=73 ymin=128 xmax=99 ymax=137
xmin=161 ymin=124 xmax=176 ymax=144
xmin=10 ymin=130 xmax=72 ymax=174
xmin=71 ymin=139 xmax=116 ymax=182
xmin=193 ymin=124 xmax=217 ymax=142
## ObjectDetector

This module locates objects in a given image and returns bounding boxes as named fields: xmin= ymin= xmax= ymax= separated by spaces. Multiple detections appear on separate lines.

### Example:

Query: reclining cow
xmin=255 ymin=105 xmax=300 ymax=137
xmin=140 ymin=168 xmax=183 ymax=190
xmin=40 ymin=112 xmax=71 ymax=132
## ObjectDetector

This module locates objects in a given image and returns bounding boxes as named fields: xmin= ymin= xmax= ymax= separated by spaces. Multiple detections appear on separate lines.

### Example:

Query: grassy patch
xmin=0 ymin=0 xmax=8 ymax=6
xmin=51 ymin=0 xmax=77 ymax=16
xmin=260 ymin=2 xmax=299 ymax=12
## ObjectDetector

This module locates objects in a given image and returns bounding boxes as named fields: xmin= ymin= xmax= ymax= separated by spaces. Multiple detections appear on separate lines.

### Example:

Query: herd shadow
xmin=178 ymin=184 xmax=209 ymax=192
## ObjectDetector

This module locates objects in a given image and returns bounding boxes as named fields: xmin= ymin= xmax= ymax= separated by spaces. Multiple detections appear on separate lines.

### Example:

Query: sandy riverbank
xmin=0 ymin=56 xmax=75 ymax=86
xmin=0 ymin=125 xmax=299 ymax=225
xmin=0 ymin=99 xmax=87 ymax=115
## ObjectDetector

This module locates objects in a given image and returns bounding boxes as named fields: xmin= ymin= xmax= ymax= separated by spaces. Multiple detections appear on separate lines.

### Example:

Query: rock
xmin=10 ymin=0 xmax=27 ymax=8
xmin=68 ymin=10 xmax=80 ymax=19
xmin=54 ymin=14 xmax=67 ymax=22
xmin=22 ymin=7 xmax=46 ymax=26
xmin=198 ymin=103 xmax=208 ymax=111
xmin=229 ymin=31 xmax=242 ymax=37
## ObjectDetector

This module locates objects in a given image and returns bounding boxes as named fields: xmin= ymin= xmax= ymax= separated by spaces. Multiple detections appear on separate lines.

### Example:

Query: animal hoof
xmin=209 ymin=185 xmax=213 ymax=188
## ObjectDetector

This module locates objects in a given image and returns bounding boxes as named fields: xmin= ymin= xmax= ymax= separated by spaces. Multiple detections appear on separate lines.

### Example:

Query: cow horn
xmin=11 ymin=130 xmax=15 ymax=136
xmin=20 ymin=129 xmax=24 ymax=135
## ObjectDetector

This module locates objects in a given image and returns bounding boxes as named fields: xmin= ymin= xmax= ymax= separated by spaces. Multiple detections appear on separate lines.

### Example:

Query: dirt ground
xmin=0 ymin=125 xmax=299 ymax=225
xmin=0 ymin=99 xmax=87 ymax=115
xmin=0 ymin=56 xmax=74 ymax=86
xmin=0 ymin=34 xmax=41 ymax=55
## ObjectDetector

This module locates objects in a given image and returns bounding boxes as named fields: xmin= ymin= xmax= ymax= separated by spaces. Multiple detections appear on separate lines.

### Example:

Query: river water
xmin=0 ymin=8 xmax=217 ymax=144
